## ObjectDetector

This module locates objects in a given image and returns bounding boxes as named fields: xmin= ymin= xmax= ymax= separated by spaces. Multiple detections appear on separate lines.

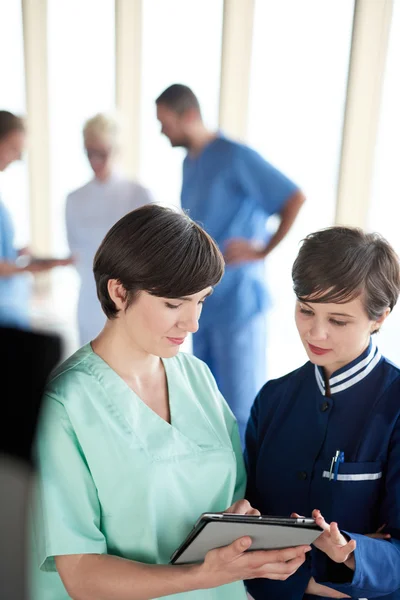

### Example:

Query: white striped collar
xmin=314 ymin=339 xmax=381 ymax=395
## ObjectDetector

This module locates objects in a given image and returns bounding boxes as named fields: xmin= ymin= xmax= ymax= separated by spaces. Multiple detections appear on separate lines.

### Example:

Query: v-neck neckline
xmin=89 ymin=343 xmax=175 ymax=429
xmin=82 ymin=344 xmax=231 ymax=457
xmin=186 ymin=134 xmax=222 ymax=163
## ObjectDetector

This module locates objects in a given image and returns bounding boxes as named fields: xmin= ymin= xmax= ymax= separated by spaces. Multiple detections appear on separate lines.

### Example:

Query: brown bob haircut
xmin=93 ymin=204 xmax=224 ymax=319
xmin=292 ymin=226 xmax=400 ymax=321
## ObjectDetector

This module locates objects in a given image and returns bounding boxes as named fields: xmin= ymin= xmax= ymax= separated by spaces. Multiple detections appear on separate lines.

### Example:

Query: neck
xmin=187 ymin=127 xmax=218 ymax=156
xmin=91 ymin=321 xmax=161 ymax=380
xmin=95 ymin=169 xmax=112 ymax=183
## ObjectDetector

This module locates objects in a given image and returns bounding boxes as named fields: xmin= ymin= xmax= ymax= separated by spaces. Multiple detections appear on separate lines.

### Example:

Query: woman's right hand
xmin=199 ymin=536 xmax=311 ymax=588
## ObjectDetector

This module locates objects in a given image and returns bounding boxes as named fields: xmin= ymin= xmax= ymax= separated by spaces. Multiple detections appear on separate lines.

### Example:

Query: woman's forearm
xmin=56 ymin=553 xmax=205 ymax=600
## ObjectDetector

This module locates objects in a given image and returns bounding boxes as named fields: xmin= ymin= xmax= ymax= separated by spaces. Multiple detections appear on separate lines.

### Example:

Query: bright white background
xmin=248 ymin=0 xmax=355 ymax=378
xmin=139 ymin=0 xmax=223 ymax=208
xmin=368 ymin=0 xmax=400 ymax=365
xmin=43 ymin=0 xmax=116 ymax=351
xmin=48 ymin=0 xmax=116 ymax=256
xmin=0 ymin=0 xmax=29 ymax=249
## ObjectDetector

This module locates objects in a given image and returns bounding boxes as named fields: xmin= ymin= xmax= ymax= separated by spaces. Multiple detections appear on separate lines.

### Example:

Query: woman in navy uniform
xmin=245 ymin=227 xmax=400 ymax=599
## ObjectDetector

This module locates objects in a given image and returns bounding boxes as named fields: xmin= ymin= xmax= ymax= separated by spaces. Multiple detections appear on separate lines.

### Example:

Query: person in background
xmin=32 ymin=205 xmax=310 ymax=600
xmin=245 ymin=227 xmax=400 ymax=599
xmin=0 ymin=110 xmax=72 ymax=329
xmin=66 ymin=113 xmax=152 ymax=345
xmin=156 ymin=84 xmax=305 ymax=445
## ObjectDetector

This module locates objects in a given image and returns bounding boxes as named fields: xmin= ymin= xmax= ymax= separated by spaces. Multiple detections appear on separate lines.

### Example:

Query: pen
xmin=329 ymin=450 xmax=345 ymax=481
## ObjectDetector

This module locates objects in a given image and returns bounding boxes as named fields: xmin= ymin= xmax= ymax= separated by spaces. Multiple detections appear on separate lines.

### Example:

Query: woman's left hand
xmin=312 ymin=509 xmax=356 ymax=570
xmin=224 ymin=499 xmax=261 ymax=516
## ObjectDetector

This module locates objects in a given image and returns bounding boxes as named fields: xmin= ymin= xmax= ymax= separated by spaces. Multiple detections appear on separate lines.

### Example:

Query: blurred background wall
xmin=1 ymin=0 xmax=399 ymax=376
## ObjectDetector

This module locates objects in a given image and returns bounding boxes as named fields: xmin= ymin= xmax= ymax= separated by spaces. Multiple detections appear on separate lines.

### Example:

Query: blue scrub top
xmin=245 ymin=339 xmax=400 ymax=600
xmin=181 ymin=135 xmax=299 ymax=330
xmin=0 ymin=199 xmax=30 ymax=328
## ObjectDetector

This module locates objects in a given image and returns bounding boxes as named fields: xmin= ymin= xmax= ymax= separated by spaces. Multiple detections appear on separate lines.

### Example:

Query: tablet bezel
xmin=170 ymin=513 xmax=322 ymax=565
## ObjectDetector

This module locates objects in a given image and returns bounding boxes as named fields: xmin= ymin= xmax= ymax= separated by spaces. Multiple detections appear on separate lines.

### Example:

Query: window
xmin=48 ymin=0 xmax=116 ymax=256
xmin=140 ymin=0 xmax=224 ymax=207
xmin=368 ymin=0 xmax=400 ymax=364
xmin=45 ymin=0 xmax=115 ymax=351
xmin=0 ymin=0 xmax=29 ymax=247
xmin=248 ymin=0 xmax=355 ymax=378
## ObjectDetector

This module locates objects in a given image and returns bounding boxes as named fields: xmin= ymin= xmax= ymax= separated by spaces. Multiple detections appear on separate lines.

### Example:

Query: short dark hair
xmin=0 ymin=111 xmax=25 ymax=141
xmin=155 ymin=84 xmax=201 ymax=115
xmin=292 ymin=226 xmax=400 ymax=320
xmin=93 ymin=204 xmax=224 ymax=319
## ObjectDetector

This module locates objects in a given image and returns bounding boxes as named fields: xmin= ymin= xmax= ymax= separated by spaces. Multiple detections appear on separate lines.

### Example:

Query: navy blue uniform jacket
xmin=245 ymin=340 xmax=400 ymax=599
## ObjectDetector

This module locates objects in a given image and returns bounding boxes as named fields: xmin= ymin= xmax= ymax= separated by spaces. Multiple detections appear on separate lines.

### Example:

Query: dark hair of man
xmin=292 ymin=226 xmax=400 ymax=321
xmin=0 ymin=111 xmax=25 ymax=141
xmin=155 ymin=84 xmax=201 ymax=116
xmin=94 ymin=204 xmax=224 ymax=319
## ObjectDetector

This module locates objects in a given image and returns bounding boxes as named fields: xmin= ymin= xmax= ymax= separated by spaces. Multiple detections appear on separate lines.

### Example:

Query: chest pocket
xmin=322 ymin=461 xmax=383 ymax=483
xmin=317 ymin=461 xmax=384 ymax=533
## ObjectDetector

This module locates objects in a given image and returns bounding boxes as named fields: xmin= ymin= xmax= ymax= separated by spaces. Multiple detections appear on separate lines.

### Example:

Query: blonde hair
xmin=83 ymin=113 xmax=120 ymax=147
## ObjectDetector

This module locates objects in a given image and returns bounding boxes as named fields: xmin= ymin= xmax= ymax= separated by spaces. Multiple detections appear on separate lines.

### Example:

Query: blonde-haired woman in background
xmin=66 ymin=113 xmax=153 ymax=345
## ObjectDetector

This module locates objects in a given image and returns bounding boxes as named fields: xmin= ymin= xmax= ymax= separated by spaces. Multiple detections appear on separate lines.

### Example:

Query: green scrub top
xmin=31 ymin=344 xmax=248 ymax=600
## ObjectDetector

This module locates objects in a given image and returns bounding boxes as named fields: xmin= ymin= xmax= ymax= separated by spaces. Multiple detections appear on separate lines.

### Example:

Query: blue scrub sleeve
xmin=0 ymin=200 xmax=17 ymax=260
xmin=236 ymin=146 xmax=299 ymax=216
xmin=312 ymin=415 xmax=400 ymax=597
xmin=33 ymin=393 xmax=107 ymax=572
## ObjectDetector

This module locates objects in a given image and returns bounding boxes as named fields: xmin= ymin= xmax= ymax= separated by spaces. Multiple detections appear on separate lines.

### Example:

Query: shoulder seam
xmin=49 ymin=353 xmax=92 ymax=385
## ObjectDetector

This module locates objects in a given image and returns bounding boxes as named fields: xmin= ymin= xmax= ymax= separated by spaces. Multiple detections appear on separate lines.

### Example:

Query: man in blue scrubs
xmin=156 ymin=85 xmax=305 ymax=443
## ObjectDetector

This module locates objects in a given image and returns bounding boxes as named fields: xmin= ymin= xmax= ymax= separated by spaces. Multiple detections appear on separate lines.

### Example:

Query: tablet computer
xmin=29 ymin=257 xmax=69 ymax=265
xmin=170 ymin=513 xmax=323 ymax=565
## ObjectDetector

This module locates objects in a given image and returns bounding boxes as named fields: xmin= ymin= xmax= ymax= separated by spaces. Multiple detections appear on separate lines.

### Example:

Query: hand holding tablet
xmin=171 ymin=513 xmax=322 ymax=565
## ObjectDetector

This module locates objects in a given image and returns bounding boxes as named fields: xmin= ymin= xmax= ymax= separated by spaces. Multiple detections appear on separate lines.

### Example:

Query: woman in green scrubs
xmin=31 ymin=205 xmax=309 ymax=600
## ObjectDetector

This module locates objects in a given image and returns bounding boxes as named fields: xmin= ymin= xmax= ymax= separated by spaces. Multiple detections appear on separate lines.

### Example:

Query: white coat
xmin=66 ymin=174 xmax=152 ymax=344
